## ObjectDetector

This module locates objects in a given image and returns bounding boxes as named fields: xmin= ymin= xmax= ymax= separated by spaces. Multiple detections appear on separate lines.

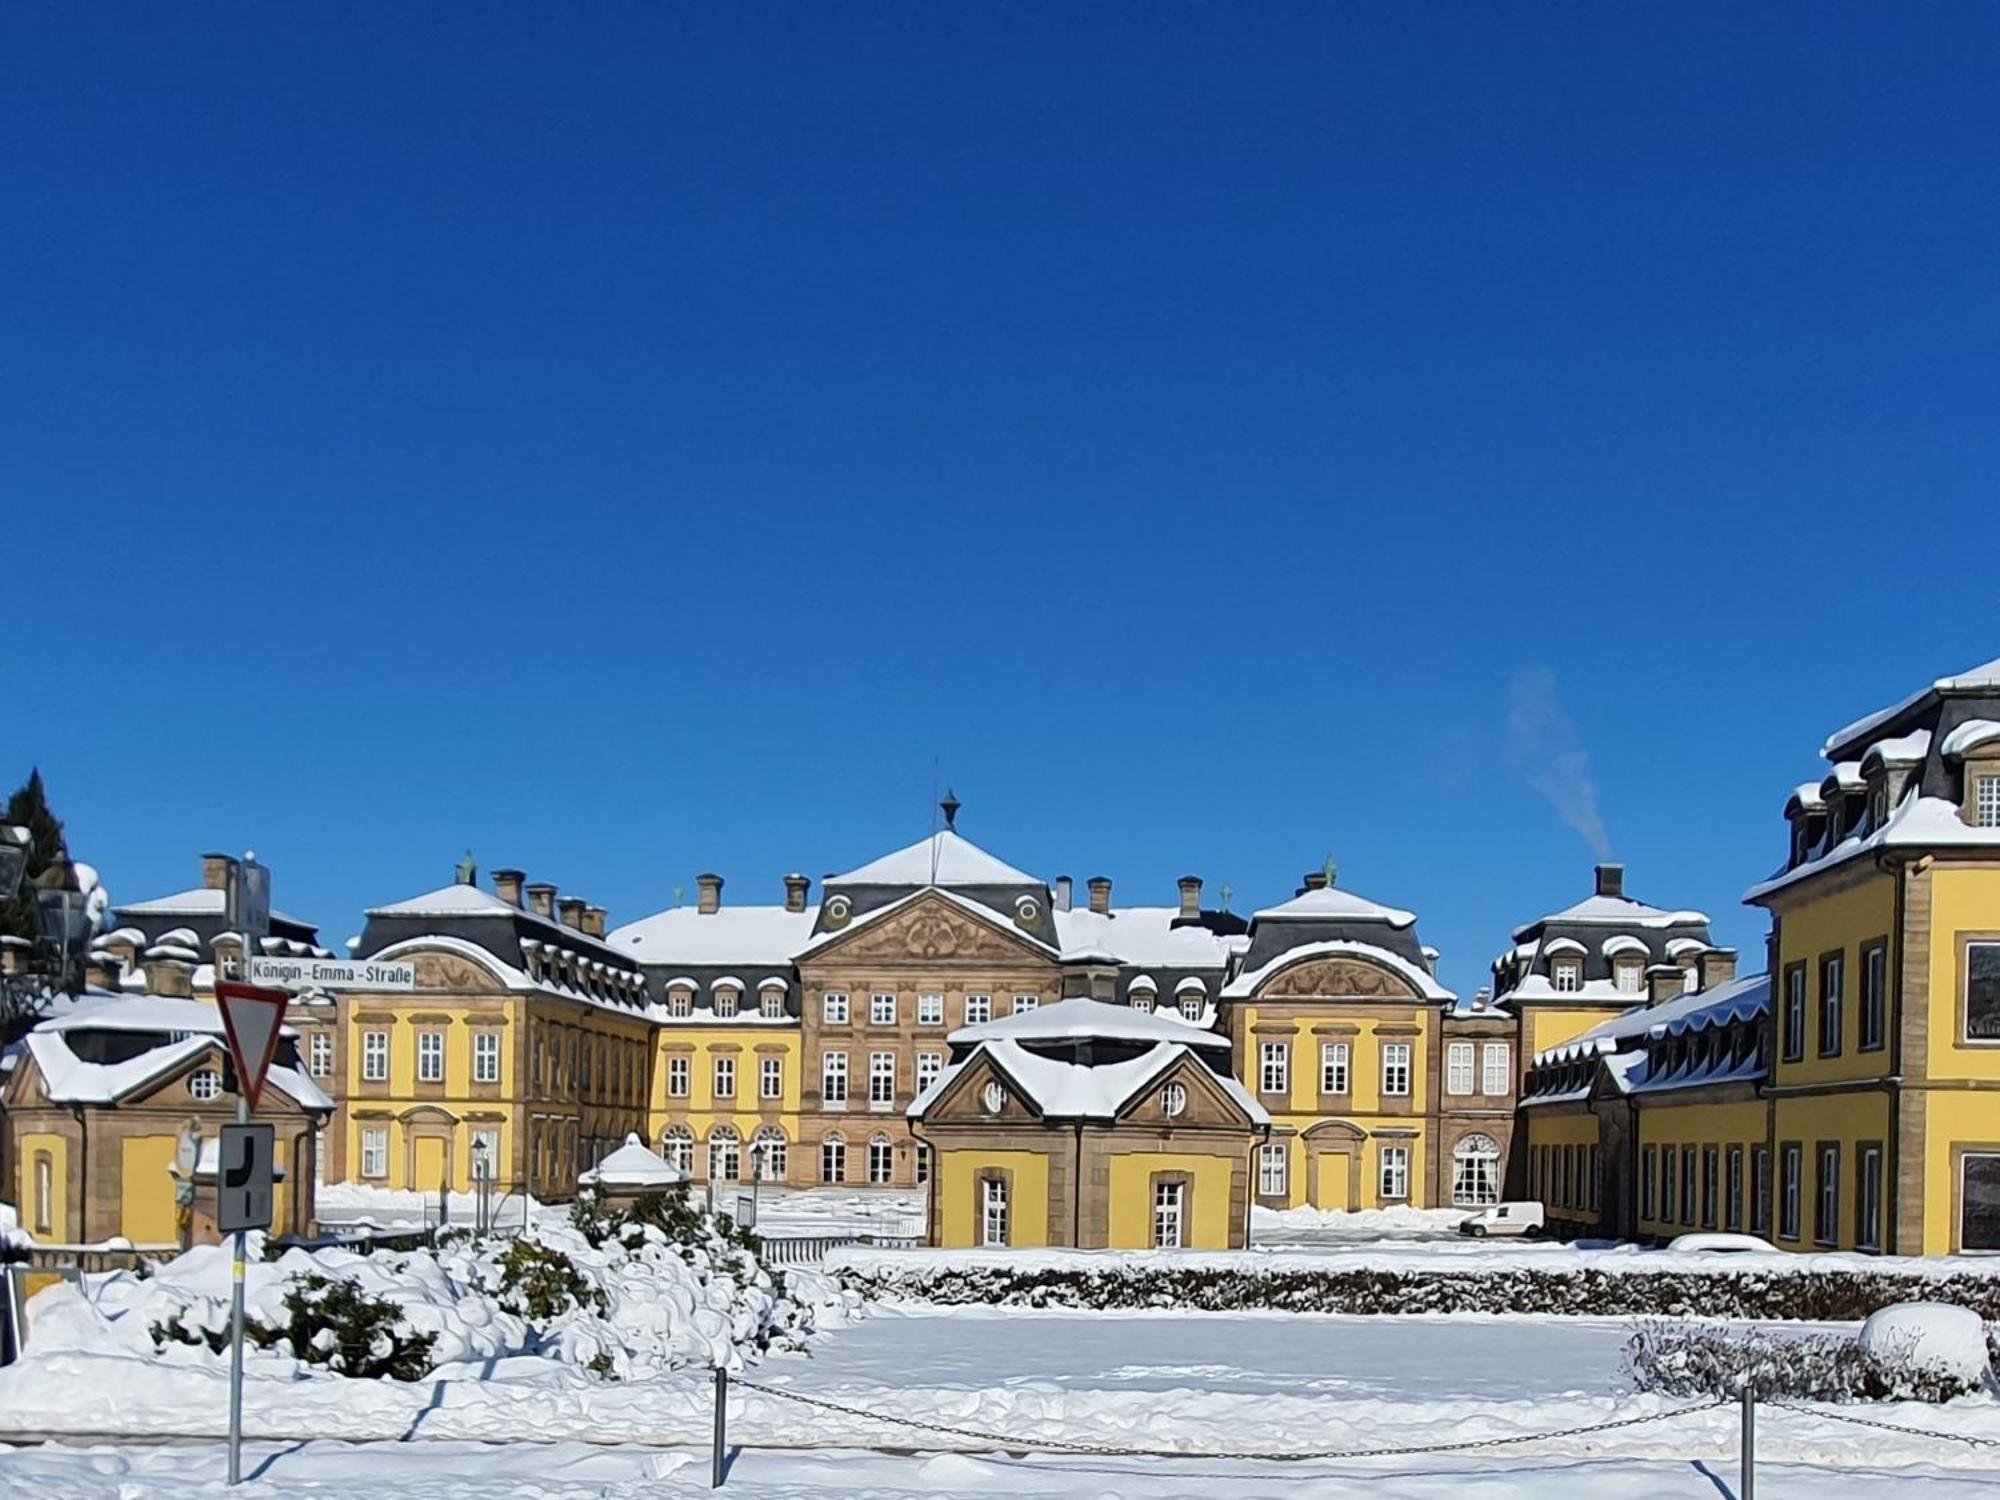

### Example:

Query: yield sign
xmin=215 ymin=981 xmax=291 ymax=1112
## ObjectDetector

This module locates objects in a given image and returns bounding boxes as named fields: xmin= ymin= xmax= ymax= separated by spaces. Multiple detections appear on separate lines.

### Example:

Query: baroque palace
xmin=5 ymin=654 xmax=1999 ymax=1256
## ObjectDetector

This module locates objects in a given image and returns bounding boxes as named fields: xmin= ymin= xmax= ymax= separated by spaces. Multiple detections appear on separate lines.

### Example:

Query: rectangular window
xmin=1320 ymin=1041 xmax=1350 ymax=1094
xmin=1481 ymin=1043 xmax=1510 ymax=1096
xmin=1660 ymin=1146 xmax=1677 ymax=1223
xmin=761 ymin=988 xmax=786 ymax=1019
xmin=471 ymin=1128 xmax=501 ymax=1181
xmin=1860 ymin=942 xmax=1887 ymax=1052
xmin=1614 ymin=963 xmax=1643 ymax=994
xmin=1964 ymin=1153 xmax=2000 ymax=1251
xmin=417 ymin=1031 xmax=444 ymax=1084
xmin=1858 ymin=1146 xmax=1883 ymax=1251
xmin=869 ymin=1051 xmax=896 ymax=1107
xmin=473 ymin=1031 xmax=500 ymax=1084
xmin=1553 ymin=961 xmax=1581 ymax=993
xmin=917 ymin=993 xmax=944 ymax=1026
xmin=1727 ymin=1146 xmax=1745 ymax=1232
xmin=1967 ymin=943 xmax=2000 ymax=1043
xmin=822 ymin=1051 xmax=848 ymax=1105
xmin=1780 ymin=1145 xmax=1802 ymax=1240
xmin=1702 ymin=1145 xmax=1720 ymax=1230
xmin=761 ymin=1057 xmax=784 ymax=1100
xmin=1978 ymin=773 xmax=2000 ymax=828
xmin=868 ymin=1137 xmax=894 ymax=1184
xmin=362 ymin=1030 xmax=389 ymax=1083
xmin=820 ymin=1136 xmax=845 ymax=1183
xmin=870 ymin=992 xmax=896 ymax=1025
xmin=1259 ymin=1042 xmax=1289 ymax=1095
xmin=1153 ymin=1180 xmax=1186 ymax=1248
xmin=821 ymin=992 xmax=849 ymax=1025
xmin=1783 ymin=964 xmax=1806 ymax=1062
xmin=309 ymin=1032 xmax=333 ymax=1078
xmin=1382 ymin=1042 xmax=1412 ymax=1097
xmin=1446 ymin=1041 xmax=1474 ymax=1096
xmin=1379 ymin=1144 xmax=1410 ymax=1200
xmin=756 ymin=1133 xmax=786 ymax=1180
xmin=1680 ymin=1147 xmax=1698 ymax=1227
xmin=981 ymin=1176 xmax=1009 ymax=1246
xmin=1640 ymin=1145 xmax=1657 ymax=1221
xmin=1753 ymin=1147 xmax=1772 ymax=1235
xmin=1012 ymin=994 xmax=1039 ymax=1015
xmin=32 ymin=1154 xmax=51 ymax=1234
xmin=963 ymin=994 xmax=992 ymax=1025
xmin=917 ymin=1051 xmax=943 ymax=1091
xmin=1817 ymin=1144 xmax=1841 ymax=1245
xmin=1259 ymin=1143 xmax=1288 ymax=1197
xmin=361 ymin=1127 xmax=388 ymax=1179
xmin=713 ymin=1056 xmax=735 ymax=1100
xmin=668 ymin=1055 xmax=690 ymax=1098
xmin=1819 ymin=953 xmax=1845 ymax=1057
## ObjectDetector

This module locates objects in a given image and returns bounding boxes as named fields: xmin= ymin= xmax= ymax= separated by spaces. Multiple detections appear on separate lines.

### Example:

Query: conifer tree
xmin=0 ymin=767 xmax=69 ymax=942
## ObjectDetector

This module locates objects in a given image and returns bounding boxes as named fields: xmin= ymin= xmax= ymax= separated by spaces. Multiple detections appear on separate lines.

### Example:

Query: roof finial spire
xmin=940 ymin=788 xmax=961 ymax=831
xmin=1322 ymin=853 xmax=1338 ymax=889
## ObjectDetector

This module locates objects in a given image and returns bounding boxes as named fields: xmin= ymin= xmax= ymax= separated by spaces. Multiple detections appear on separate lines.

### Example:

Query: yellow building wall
xmin=1523 ymin=1108 xmax=1602 ymax=1225
xmin=17 ymin=1132 xmax=69 ymax=1240
xmin=1635 ymin=1100 xmax=1766 ymax=1237
xmin=118 ymin=1136 xmax=180 ymax=1246
xmin=1105 ymin=1152 xmax=1237 ymax=1249
xmin=1925 ymin=864 xmax=2000 ymax=1082
xmin=935 ymin=1148 xmax=1051 ymax=1248
xmin=1919 ymin=1090 xmax=2000 ymax=1255
xmin=647 ymin=1027 xmax=805 ymax=1174
xmin=1772 ymin=873 xmax=1895 ymax=1086
xmin=1528 ymin=1006 xmax=1627 ymax=1057
xmin=1771 ymin=1090 xmax=1892 ymax=1251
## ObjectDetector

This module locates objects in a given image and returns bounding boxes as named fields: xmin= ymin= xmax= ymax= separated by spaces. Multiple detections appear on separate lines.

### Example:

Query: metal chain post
xmin=712 ymin=1365 xmax=728 ymax=1488
xmin=1740 ymin=1380 xmax=1755 ymax=1500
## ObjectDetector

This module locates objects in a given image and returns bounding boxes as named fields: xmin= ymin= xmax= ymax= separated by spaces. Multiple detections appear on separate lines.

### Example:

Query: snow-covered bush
xmin=1624 ymin=1316 xmax=1989 ymax=1403
xmin=1858 ymin=1302 xmax=1993 ymax=1385
xmin=153 ymin=1270 xmax=439 ymax=1380
xmin=491 ymin=1238 xmax=606 ymax=1321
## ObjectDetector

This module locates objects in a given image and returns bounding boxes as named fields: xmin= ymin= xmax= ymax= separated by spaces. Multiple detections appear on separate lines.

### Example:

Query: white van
xmin=1457 ymin=1202 xmax=1545 ymax=1238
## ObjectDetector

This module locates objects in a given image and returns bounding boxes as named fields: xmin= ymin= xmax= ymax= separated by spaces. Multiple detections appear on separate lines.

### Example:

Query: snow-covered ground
xmin=743 ymin=1187 xmax=924 ymax=1240
xmin=1251 ymin=1204 xmax=1467 ymax=1244
xmin=314 ymin=1183 xmax=925 ymax=1242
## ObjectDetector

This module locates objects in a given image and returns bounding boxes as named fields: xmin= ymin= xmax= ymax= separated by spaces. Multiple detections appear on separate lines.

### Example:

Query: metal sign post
xmin=223 ymin=855 xmax=273 ymax=1489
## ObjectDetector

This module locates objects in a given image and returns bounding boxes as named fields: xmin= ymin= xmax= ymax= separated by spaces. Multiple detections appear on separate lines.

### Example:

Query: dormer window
xmin=1552 ymin=961 xmax=1581 ymax=993
xmin=714 ymin=985 xmax=740 ymax=1018
xmin=668 ymin=987 xmax=693 ymax=1018
xmin=1614 ymin=961 xmax=1643 ymax=994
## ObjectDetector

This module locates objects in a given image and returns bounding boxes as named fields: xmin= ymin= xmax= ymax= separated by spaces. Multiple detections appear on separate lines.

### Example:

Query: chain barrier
xmin=729 ymin=1376 xmax=1726 ymax=1462
xmin=1768 ymin=1398 xmax=1998 ymax=1450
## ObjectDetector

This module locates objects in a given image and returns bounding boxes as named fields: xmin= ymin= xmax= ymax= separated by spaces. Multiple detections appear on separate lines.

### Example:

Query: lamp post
xmin=471 ymin=1137 xmax=493 ymax=1236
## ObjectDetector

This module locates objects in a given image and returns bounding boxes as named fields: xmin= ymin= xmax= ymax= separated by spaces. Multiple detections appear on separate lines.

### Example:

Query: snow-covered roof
xmin=710 ymin=975 xmax=745 ymax=991
xmin=1785 ymin=782 xmax=1826 ymax=814
xmin=1864 ymin=729 xmax=1932 ymax=769
xmin=756 ymin=976 xmax=788 ymax=992
xmin=24 ymin=1023 xmax=331 ymax=1112
xmin=1942 ymin=719 xmax=2000 ymax=759
xmin=948 ymin=995 xmax=1228 ymax=1050
xmin=1821 ymin=655 xmax=2000 ymax=758
xmin=1533 ymin=973 xmax=1771 ymax=1067
xmin=1601 ymin=934 xmax=1649 ymax=959
xmin=115 ymin=887 xmax=311 ymax=927
xmin=1175 ymin=975 xmax=1207 ymax=995
xmin=826 ymin=830 xmax=1037 ymax=887
xmin=365 ymin=884 xmax=519 ymax=919
xmin=797 ymin=886 xmax=1059 ymax=958
xmin=1513 ymin=893 xmax=1708 ymax=939
xmin=1541 ymin=937 xmax=1586 ymax=957
xmin=1222 ymin=939 xmax=1454 ymax=1002
xmin=911 ymin=1037 xmax=1266 ymax=1125
xmin=608 ymin=904 xmax=816 ymax=966
xmin=579 ymin=1132 xmax=688 ymax=1188
xmin=1052 ymin=906 xmax=1234 ymax=967
xmin=1250 ymin=887 xmax=1417 ymax=928
xmin=1745 ymin=791 xmax=2000 ymax=902
xmin=38 ymin=992 xmax=289 ymax=1037
xmin=1126 ymin=974 xmax=1158 ymax=993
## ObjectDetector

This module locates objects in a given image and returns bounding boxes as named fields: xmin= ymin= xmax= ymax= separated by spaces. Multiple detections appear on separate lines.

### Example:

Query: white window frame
xmin=1553 ymin=961 xmax=1581 ymax=993
xmin=1817 ymin=1144 xmax=1841 ymax=1245
xmin=870 ymin=992 xmax=896 ymax=1026
xmin=660 ymin=1128 xmax=694 ymax=1174
xmin=761 ymin=1056 xmax=784 ymax=1100
xmin=1977 ymin=772 xmax=2000 ymax=829
xmin=1451 ymin=1134 xmax=1501 ymax=1208
xmin=417 ymin=1031 xmax=445 ymax=1084
xmin=708 ymin=1129 xmax=740 ymax=1184
xmin=309 ymin=1032 xmax=333 ymax=1079
xmin=760 ymin=987 xmax=786 ymax=1019
xmin=868 ymin=1051 xmax=896 ymax=1108
xmin=471 ymin=1127 xmax=501 ymax=1181
xmin=820 ymin=1134 xmax=846 ymax=1184
xmin=1820 ymin=953 xmax=1845 ymax=1057
xmin=1481 ymin=1042 xmax=1510 ymax=1096
xmin=822 ymin=1050 xmax=849 ymax=1106
xmin=668 ymin=1055 xmax=690 ymax=1098
xmin=867 ymin=1135 xmax=894 ymax=1184
xmin=189 ymin=1068 xmax=221 ymax=1101
xmin=1259 ymin=1041 xmax=1289 ymax=1095
xmin=1382 ymin=1042 xmax=1412 ymax=1097
xmin=1320 ymin=1041 xmax=1350 ymax=1094
xmin=1859 ymin=1145 xmax=1883 ymax=1251
xmin=1012 ymin=994 xmax=1039 ymax=1015
xmin=1379 ymin=1144 xmax=1410 ymax=1201
xmin=713 ymin=1055 xmax=736 ymax=1100
xmin=917 ymin=1050 xmax=943 ymax=1091
xmin=963 ymin=994 xmax=992 ymax=1025
xmin=754 ymin=1129 xmax=787 ymax=1181
xmin=362 ymin=1030 xmax=389 ymax=1083
xmin=917 ymin=992 xmax=944 ymax=1026
xmin=1258 ymin=1142 xmax=1288 ymax=1198
xmin=1153 ymin=1180 xmax=1185 ymax=1248
xmin=821 ymin=992 xmax=849 ymax=1025
xmin=981 ymin=1176 xmax=1009 ymax=1246
xmin=473 ymin=1031 xmax=500 ymax=1084
xmin=361 ymin=1127 xmax=388 ymax=1179
xmin=1780 ymin=1144 xmax=1802 ymax=1239
xmin=1446 ymin=1041 xmax=1474 ymax=1096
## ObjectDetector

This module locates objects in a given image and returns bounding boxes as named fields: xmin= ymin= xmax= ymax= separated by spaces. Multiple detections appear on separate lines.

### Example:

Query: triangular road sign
xmin=215 ymin=980 xmax=291 ymax=1112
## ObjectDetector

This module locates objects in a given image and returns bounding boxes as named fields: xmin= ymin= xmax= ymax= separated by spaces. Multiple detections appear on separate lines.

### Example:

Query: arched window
xmin=820 ymin=1132 xmax=846 ymax=1184
xmin=868 ymin=1133 xmax=895 ymax=1185
xmin=659 ymin=1126 xmax=695 ymax=1175
xmin=707 ymin=1126 xmax=741 ymax=1184
xmin=752 ymin=1126 xmax=788 ymax=1182
xmin=1452 ymin=1133 xmax=1502 ymax=1207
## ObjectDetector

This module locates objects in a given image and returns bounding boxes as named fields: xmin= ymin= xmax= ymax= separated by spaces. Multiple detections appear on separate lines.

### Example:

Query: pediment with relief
xmin=812 ymin=892 xmax=1050 ymax=967
xmin=1259 ymin=958 xmax=1420 ymax=1000
xmin=413 ymin=951 xmax=506 ymax=993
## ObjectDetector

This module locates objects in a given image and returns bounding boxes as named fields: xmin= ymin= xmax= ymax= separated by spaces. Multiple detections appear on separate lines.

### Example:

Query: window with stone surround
xmin=1966 ymin=943 xmax=2000 ymax=1043
xmin=361 ymin=1128 xmax=388 ymax=1179
xmin=1978 ymin=773 xmax=2000 ymax=828
xmin=870 ymin=992 xmax=896 ymax=1025
xmin=668 ymin=1055 xmax=690 ymax=1098
xmin=1481 ymin=1042 xmax=1510 ymax=1096
xmin=761 ymin=1056 xmax=783 ymax=1100
xmin=418 ymin=1031 xmax=444 ymax=1084
xmin=1258 ymin=1143 xmax=1287 ymax=1197
xmin=1445 ymin=1041 xmax=1474 ymax=1096
xmin=868 ymin=1134 xmax=894 ymax=1184
xmin=1259 ymin=1041 xmax=1288 ymax=1094
xmin=822 ymin=1050 xmax=848 ymax=1105
xmin=981 ymin=1174 xmax=1009 ymax=1246
xmin=868 ymin=1051 xmax=895 ymax=1108
xmin=1379 ymin=1144 xmax=1410 ymax=1200
xmin=362 ymin=1030 xmax=389 ymax=1083
xmin=822 ymin=992 xmax=849 ymax=1025
xmin=1381 ymin=1042 xmax=1412 ymax=1097
xmin=1153 ymin=1179 xmax=1186 ymax=1248
xmin=917 ymin=993 xmax=944 ymax=1025
xmin=473 ymin=1031 xmax=500 ymax=1084
xmin=713 ymin=1055 xmax=735 ymax=1100
xmin=964 ymin=994 xmax=992 ymax=1025
xmin=309 ymin=1032 xmax=333 ymax=1078
xmin=1320 ymin=1041 xmax=1349 ymax=1093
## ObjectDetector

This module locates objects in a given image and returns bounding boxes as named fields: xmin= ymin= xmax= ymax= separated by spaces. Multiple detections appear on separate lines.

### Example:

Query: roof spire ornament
xmin=455 ymin=851 xmax=477 ymax=886
xmin=940 ymin=789 xmax=961 ymax=832
xmin=1322 ymin=854 xmax=1339 ymax=889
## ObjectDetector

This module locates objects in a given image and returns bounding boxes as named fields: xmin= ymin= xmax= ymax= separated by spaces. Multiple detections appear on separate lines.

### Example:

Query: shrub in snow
xmin=153 ymin=1271 xmax=439 ymax=1381
xmin=1623 ymin=1317 xmax=1987 ymax=1404
xmin=491 ymin=1238 xmax=606 ymax=1321
xmin=1858 ymin=1302 xmax=1993 ymax=1386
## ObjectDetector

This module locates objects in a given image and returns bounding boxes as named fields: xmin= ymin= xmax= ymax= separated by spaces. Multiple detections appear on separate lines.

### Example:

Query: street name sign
xmin=214 ymin=980 xmax=290 ymax=1111
xmin=248 ymin=956 xmax=417 ymax=991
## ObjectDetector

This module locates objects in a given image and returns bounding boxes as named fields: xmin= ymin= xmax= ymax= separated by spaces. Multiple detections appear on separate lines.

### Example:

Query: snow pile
xmin=1860 ymin=1302 xmax=1993 ymax=1385
xmin=21 ymin=1205 xmax=862 ymax=1385
xmin=1251 ymin=1204 xmax=1464 ymax=1241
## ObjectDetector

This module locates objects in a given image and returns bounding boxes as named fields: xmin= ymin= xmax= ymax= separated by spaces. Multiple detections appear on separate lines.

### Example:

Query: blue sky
xmin=4 ymin=5 xmax=1995 ymax=995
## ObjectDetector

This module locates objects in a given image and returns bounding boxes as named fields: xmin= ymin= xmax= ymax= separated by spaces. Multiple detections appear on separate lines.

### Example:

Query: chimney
xmin=493 ymin=869 xmax=525 ymax=908
xmin=783 ymin=874 xmax=810 ymax=914
xmin=0 ymin=937 xmax=31 ymax=976
xmin=1699 ymin=948 xmax=1739 ymax=991
xmin=1302 ymin=870 xmax=1329 ymax=892
xmin=1595 ymin=863 xmax=1625 ymax=899
xmin=85 ymin=952 xmax=122 ymax=991
xmin=1177 ymin=875 xmax=1202 ymax=920
xmin=558 ymin=895 xmax=586 ymax=930
xmin=1645 ymin=964 xmax=1682 ymax=1006
xmin=144 ymin=954 xmax=194 ymax=998
xmin=202 ymin=853 xmax=235 ymax=891
xmin=1087 ymin=876 xmax=1112 ymax=915
xmin=1055 ymin=876 xmax=1073 ymax=913
xmin=1472 ymin=985 xmax=1492 ymax=1012
xmin=582 ymin=905 xmax=608 ymax=938
xmin=525 ymin=882 xmax=557 ymax=919
xmin=696 ymin=873 xmax=723 ymax=915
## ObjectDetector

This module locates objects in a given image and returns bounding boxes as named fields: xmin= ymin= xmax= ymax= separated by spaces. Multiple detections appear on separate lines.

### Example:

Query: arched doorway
xmin=1452 ymin=1133 xmax=1502 ymax=1207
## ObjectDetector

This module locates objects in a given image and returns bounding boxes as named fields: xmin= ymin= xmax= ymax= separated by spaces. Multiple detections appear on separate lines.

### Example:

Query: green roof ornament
xmin=1219 ymin=883 xmax=1233 ymax=912
xmin=455 ymin=851 xmax=478 ymax=886
xmin=1322 ymin=854 xmax=1339 ymax=889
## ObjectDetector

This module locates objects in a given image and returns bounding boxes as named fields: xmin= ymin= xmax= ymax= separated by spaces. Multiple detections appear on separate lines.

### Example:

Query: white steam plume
xmin=1505 ymin=666 xmax=1612 ymax=859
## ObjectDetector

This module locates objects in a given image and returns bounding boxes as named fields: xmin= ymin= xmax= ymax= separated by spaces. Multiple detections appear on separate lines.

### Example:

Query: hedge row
xmin=835 ymin=1262 xmax=2000 ymax=1321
